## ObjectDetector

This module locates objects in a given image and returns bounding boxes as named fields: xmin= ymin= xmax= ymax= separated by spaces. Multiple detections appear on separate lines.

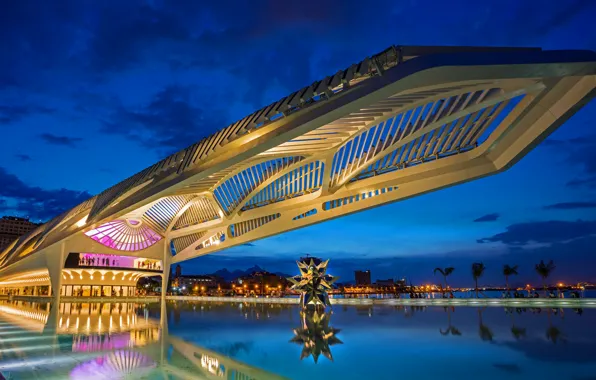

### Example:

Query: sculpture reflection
xmin=290 ymin=309 xmax=343 ymax=363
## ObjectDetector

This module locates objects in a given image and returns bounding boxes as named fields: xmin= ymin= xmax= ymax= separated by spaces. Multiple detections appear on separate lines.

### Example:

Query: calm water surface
xmin=0 ymin=300 xmax=595 ymax=379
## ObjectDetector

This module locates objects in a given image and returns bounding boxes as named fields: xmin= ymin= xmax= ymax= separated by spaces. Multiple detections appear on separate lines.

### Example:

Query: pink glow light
xmin=84 ymin=219 xmax=162 ymax=251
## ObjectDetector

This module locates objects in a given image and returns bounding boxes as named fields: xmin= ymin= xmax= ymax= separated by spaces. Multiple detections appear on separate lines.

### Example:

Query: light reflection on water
xmin=0 ymin=300 xmax=595 ymax=379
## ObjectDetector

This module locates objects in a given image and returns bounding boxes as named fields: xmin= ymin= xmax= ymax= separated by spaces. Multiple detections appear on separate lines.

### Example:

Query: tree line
xmin=433 ymin=260 xmax=557 ymax=297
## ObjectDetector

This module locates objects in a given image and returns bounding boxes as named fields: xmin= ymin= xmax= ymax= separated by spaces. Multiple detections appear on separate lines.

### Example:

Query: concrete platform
xmin=167 ymin=295 xmax=596 ymax=308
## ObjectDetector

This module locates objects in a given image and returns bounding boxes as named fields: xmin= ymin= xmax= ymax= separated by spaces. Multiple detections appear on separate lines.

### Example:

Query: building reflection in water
xmin=0 ymin=300 xmax=287 ymax=380
xmin=70 ymin=350 xmax=157 ymax=379
xmin=290 ymin=309 xmax=343 ymax=363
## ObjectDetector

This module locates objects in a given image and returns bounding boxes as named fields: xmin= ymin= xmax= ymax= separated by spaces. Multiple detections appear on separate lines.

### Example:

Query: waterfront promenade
xmin=5 ymin=293 xmax=595 ymax=308
xmin=167 ymin=295 xmax=596 ymax=308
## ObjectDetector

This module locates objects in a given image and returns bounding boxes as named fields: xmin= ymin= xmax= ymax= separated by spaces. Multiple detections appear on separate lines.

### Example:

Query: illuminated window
xmin=84 ymin=219 xmax=162 ymax=251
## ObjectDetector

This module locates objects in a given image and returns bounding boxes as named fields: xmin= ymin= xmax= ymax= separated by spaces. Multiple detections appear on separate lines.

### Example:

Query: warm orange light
xmin=75 ymin=215 xmax=88 ymax=228
xmin=558 ymin=282 xmax=564 ymax=287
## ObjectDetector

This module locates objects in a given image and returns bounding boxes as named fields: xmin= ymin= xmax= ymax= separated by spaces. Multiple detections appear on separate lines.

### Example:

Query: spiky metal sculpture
xmin=290 ymin=309 xmax=343 ymax=363
xmin=288 ymin=258 xmax=338 ymax=309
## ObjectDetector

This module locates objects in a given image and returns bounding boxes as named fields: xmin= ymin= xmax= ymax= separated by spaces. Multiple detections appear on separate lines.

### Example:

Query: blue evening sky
xmin=1 ymin=0 xmax=595 ymax=286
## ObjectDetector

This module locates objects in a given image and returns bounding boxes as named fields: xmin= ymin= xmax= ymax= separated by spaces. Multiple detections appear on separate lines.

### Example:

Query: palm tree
xmin=535 ymin=260 xmax=556 ymax=296
xmin=503 ymin=265 xmax=519 ymax=295
xmin=440 ymin=306 xmax=461 ymax=336
xmin=477 ymin=308 xmax=493 ymax=342
xmin=511 ymin=325 xmax=526 ymax=340
xmin=545 ymin=309 xmax=565 ymax=344
xmin=433 ymin=267 xmax=455 ymax=295
xmin=507 ymin=307 xmax=526 ymax=340
xmin=471 ymin=263 xmax=486 ymax=298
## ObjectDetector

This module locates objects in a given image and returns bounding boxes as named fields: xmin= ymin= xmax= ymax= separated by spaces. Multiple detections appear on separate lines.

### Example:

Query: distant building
xmin=375 ymin=279 xmax=394 ymax=286
xmin=0 ymin=216 xmax=41 ymax=251
xmin=175 ymin=264 xmax=182 ymax=278
xmin=355 ymin=270 xmax=371 ymax=285
xmin=234 ymin=270 xmax=289 ymax=295
xmin=177 ymin=275 xmax=218 ymax=290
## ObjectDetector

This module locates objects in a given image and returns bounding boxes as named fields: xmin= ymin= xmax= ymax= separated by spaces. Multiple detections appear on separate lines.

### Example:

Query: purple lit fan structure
xmin=84 ymin=219 xmax=161 ymax=251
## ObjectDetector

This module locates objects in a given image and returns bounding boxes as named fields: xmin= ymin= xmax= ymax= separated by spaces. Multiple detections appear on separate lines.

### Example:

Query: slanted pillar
xmin=159 ymin=297 xmax=170 ymax=366
xmin=46 ymin=242 xmax=66 ymax=301
xmin=161 ymin=243 xmax=172 ymax=303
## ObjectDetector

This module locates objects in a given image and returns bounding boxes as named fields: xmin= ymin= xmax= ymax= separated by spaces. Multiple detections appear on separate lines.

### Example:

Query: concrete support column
xmin=161 ymin=243 xmax=172 ymax=303
xmin=160 ymin=243 xmax=172 ymax=365
xmin=46 ymin=242 xmax=66 ymax=301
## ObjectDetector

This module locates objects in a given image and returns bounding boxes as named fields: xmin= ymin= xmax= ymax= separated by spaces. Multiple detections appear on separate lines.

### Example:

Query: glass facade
xmin=84 ymin=219 xmax=162 ymax=251
xmin=60 ymin=285 xmax=136 ymax=297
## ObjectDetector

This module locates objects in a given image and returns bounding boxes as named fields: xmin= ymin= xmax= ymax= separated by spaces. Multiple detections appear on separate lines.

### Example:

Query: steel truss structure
xmin=0 ymin=45 xmax=595 ymax=297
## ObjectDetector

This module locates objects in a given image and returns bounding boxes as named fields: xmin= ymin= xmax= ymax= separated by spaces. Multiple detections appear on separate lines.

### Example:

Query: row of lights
xmin=0 ymin=305 xmax=49 ymax=324
xmin=62 ymin=270 xmax=146 ymax=282
xmin=0 ymin=276 xmax=50 ymax=286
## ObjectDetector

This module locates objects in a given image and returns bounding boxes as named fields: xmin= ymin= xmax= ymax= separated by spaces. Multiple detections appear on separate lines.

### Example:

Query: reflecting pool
xmin=1 ymin=300 xmax=595 ymax=379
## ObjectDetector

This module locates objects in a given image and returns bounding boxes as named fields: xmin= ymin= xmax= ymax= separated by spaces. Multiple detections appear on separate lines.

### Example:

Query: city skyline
xmin=1 ymin=1 xmax=596 ymax=286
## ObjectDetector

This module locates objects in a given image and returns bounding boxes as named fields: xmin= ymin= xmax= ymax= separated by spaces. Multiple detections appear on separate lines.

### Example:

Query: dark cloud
xmin=0 ymin=105 xmax=54 ymax=124
xmin=544 ymin=134 xmax=596 ymax=189
xmin=477 ymin=220 xmax=596 ymax=245
xmin=544 ymin=202 xmax=596 ymax=210
xmin=39 ymin=133 xmax=83 ymax=147
xmin=2 ymin=0 xmax=595 ymax=121
xmin=567 ymin=176 xmax=596 ymax=189
xmin=0 ymin=167 xmax=92 ymax=220
xmin=492 ymin=363 xmax=522 ymax=374
xmin=241 ymin=243 xmax=256 ymax=247
xmin=88 ymin=3 xmax=193 ymax=72
xmin=14 ymin=154 xmax=32 ymax=162
xmin=474 ymin=213 xmax=500 ymax=222
xmin=102 ymin=85 xmax=226 ymax=153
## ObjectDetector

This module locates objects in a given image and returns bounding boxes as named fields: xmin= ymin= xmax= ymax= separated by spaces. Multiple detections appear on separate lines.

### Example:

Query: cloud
xmin=39 ymin=133 xmax=83 ymax=147
xmin=473 ymin=213 xmax=500 ymax=222
xmin=0 ymin=105 xmax=54 ymax=124
xmin=544 ymin=134 xmax=596 ymax=189
xmin=241 ymin=243 xmax=256 ymax=247
xmin=0 ymin=167 xmax=92 ymax=220
xmin=567 ymin=176 xmax=596 ymax=189
xmin=101 ymin=85 xmax=226 ymax=153
xmin=477 ymin=220 xmax=596 ymax=245
xmin=543 ymin=202 xmax=596 ymax=210
xmin=14 ymin=154 xmax=32 ymax=162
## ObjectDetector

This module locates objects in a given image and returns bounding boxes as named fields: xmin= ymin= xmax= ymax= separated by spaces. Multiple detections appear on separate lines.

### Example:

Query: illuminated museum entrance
xmin=65 ymin=252 xmax=163 ymax=272
xmin=60 ymin=284 xmax=136 ymax=297
xmin=0 ymin=252 xmax=164 ymax=297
